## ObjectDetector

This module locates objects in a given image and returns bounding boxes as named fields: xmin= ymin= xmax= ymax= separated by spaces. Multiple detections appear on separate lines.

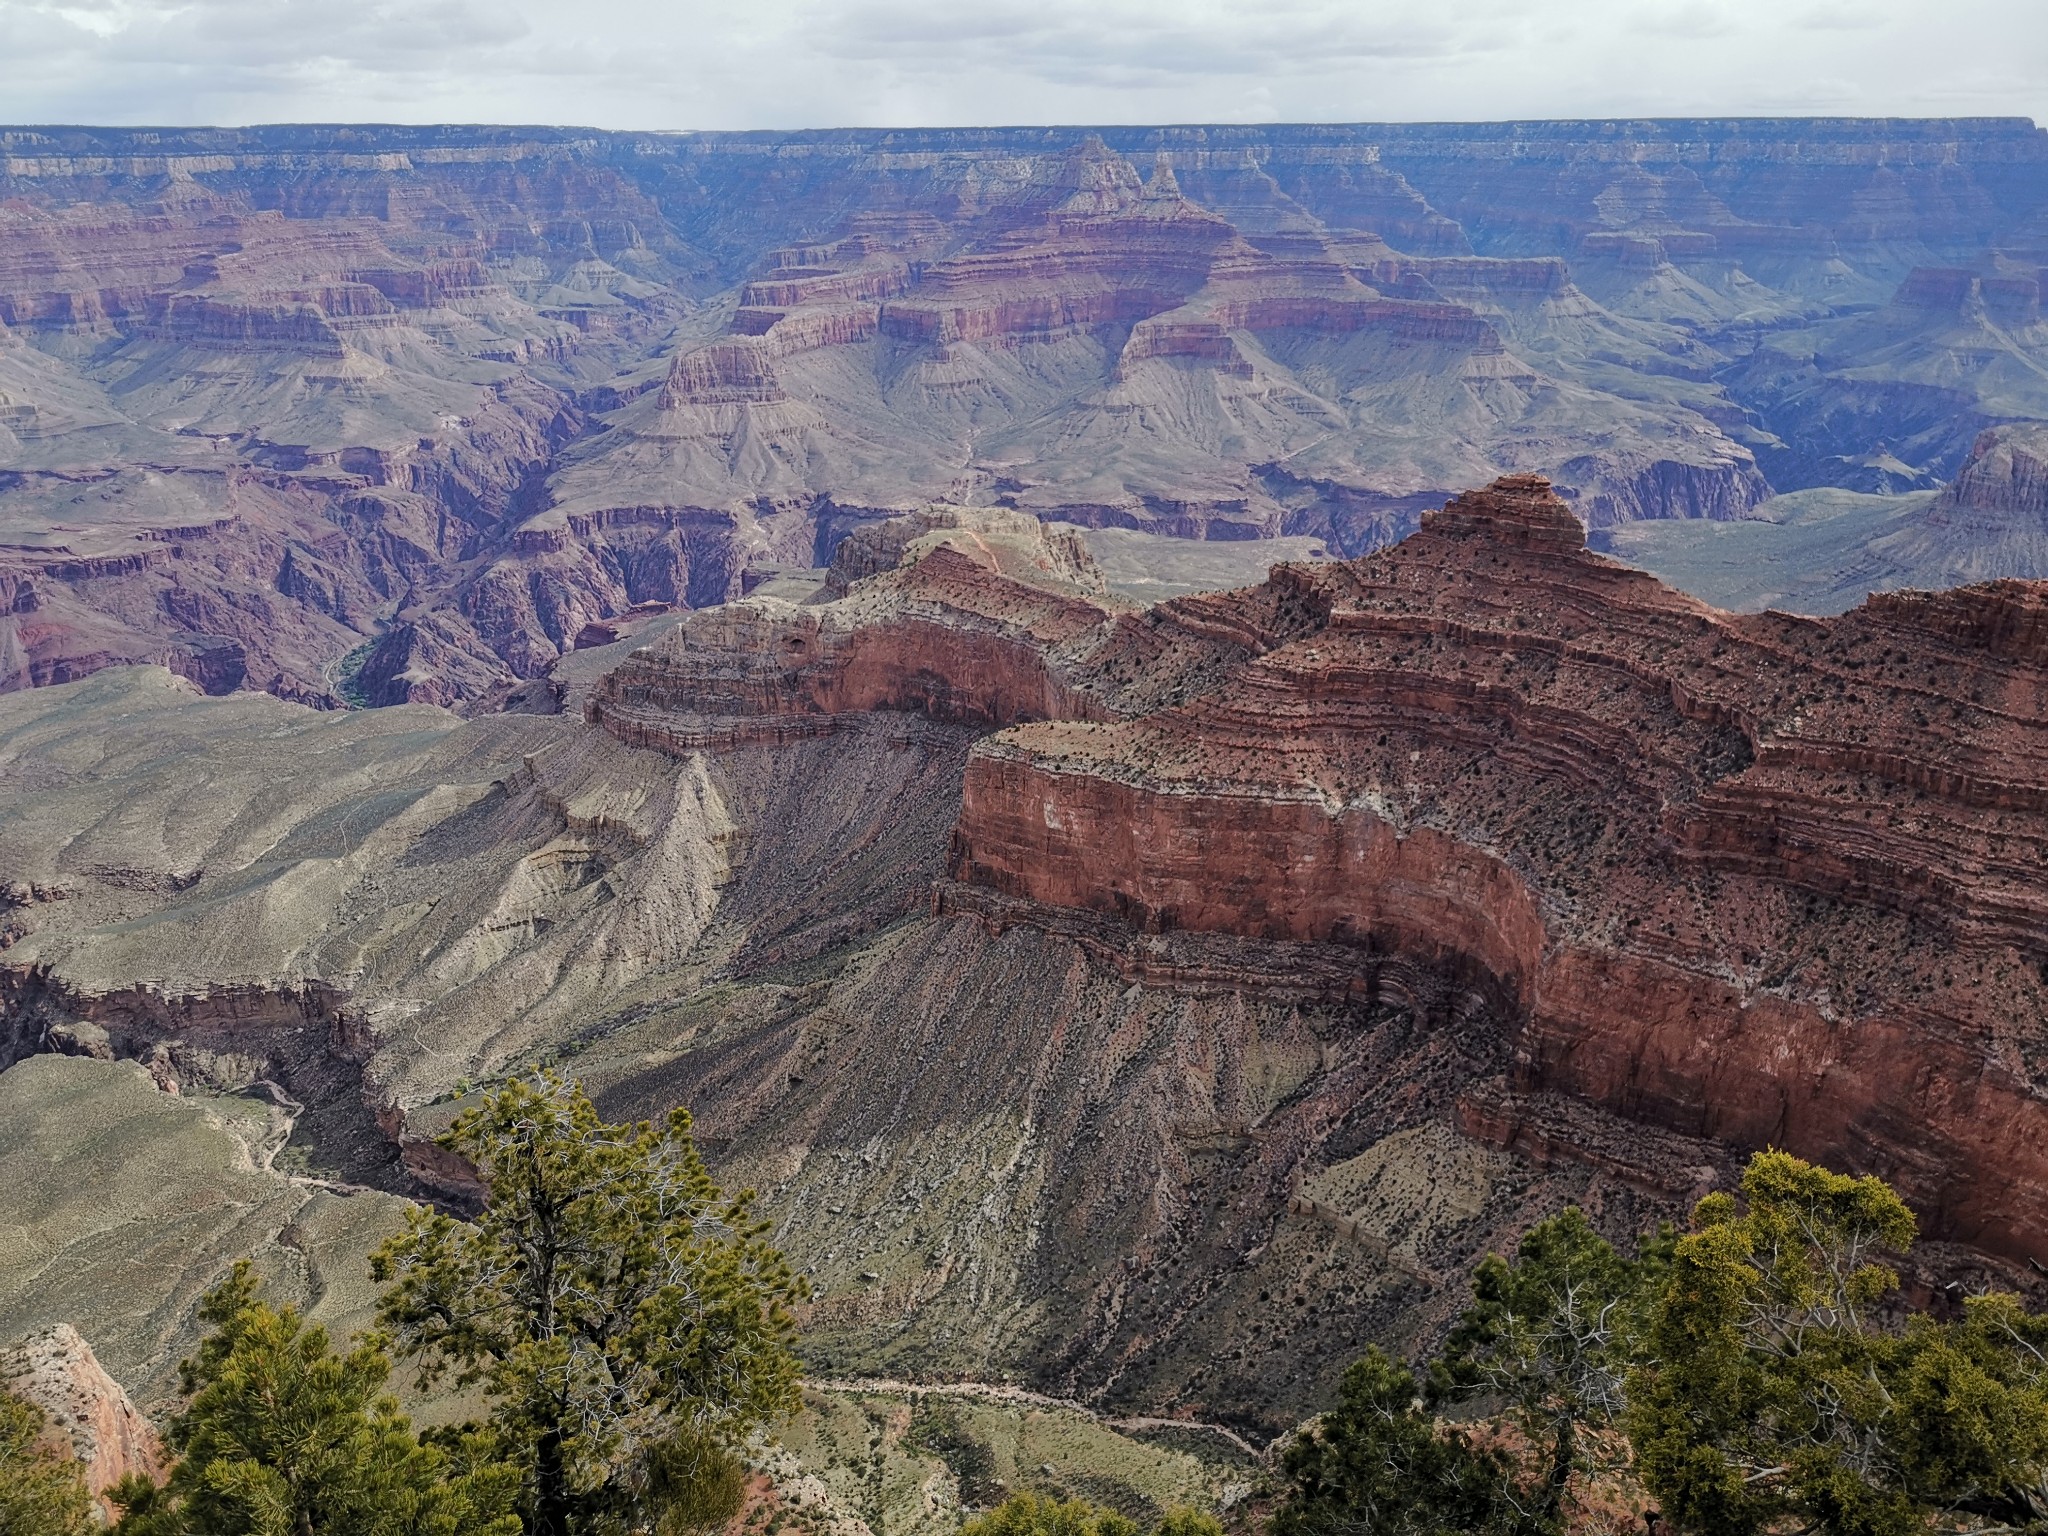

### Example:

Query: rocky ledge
xmin=493 ymin=479 xmax=2048 ymax=1267
xmin=3 ymin=1323 xmax=162 ymax=1518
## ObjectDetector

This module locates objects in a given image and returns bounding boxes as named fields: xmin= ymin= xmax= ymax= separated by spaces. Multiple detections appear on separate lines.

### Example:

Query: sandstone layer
xmin=591 ymin=507 xmax=1130 ymax=749
xmin=0 ymin=643 xmax=1712 ymax=1433
xmin=2 ymin=1322 xmax=162 ymax=1515
xmin=942 ymin=476 xmax=2048 ymax=1261
xmin=586 ymin=486 xmax=2048 ymax=1269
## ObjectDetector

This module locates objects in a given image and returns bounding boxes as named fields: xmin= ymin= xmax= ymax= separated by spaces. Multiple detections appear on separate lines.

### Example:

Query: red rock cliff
xmin=948 ymin=475 xmax=2048 ymax=1261
xmin=3 ymin=1324 xmax=163 ymax=1519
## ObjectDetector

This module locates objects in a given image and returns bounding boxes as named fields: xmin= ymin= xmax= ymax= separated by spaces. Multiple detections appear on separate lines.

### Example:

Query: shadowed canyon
xmin=6 ymin=117 xmax=2048 ymax=1525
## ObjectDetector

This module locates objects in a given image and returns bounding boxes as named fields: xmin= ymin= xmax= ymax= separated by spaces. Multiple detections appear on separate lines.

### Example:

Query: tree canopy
xmin=1628 ymin=1151 xmax=2048 ymax=1536
xmin=371 ymin=1073 xmax=805 ymax=1536
xmin=108 ymin=1262 xmax=518 ymax=1536
xmin=0 ymin=1384 xmax=94 ymax=1536
xmin=1273 ymin=1346 xmax=1521 ymax=1536
xmin=960 ymin=1492 xmax=1222 ymax=1536
xmin=1282 ymin=1151 xmax=2048 ymax=1536
xmin=1433 ymin=1206 xmax=1658 ymax=1529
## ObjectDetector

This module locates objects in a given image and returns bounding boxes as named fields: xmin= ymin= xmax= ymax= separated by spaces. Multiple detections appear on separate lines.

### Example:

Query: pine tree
xmin=1432 ymin=1207 xmax=1658 ymax=1529
xmin=0 ymin=1385 xmax=94 ymax=1536
xmin=371 ymin=1072 xmax=806 ymax=1536
xmin=109 ymin=1262 xmax=519 ymax=1536
xmin=960 ymin=1491 xmax=1139 ymax=1536
xmin=1271 ymin=1347 xmax=1518 ymax=1536
xmin=959 ymin=1492 xmax=1219 ymax=1536
xmin=1627 ymin=1151 xmax=2048 ymax=1536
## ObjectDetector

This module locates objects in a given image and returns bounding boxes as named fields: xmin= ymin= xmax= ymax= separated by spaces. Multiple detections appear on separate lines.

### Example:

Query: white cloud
xmin=0 ymin=0 xmax=2038 ymax=127
xmin=1629 ymin=2 xmax=1740 ymax=39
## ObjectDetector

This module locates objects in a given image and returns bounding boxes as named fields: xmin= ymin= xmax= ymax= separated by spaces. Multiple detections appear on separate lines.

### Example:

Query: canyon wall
xmin=593 ymin=484 xmax=2048 ymax=1266
xmin=2 ymin=1324 xmax=163 ymax=1517
xmin=941 ymin=477 xmax=2048 ymax=1259
xmin=2 ymin=119 xmax=2044 ymax=707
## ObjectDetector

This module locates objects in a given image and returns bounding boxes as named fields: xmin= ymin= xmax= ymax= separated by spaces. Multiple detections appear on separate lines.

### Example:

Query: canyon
xmin=6 ymin=485 xmax=2048 ymax=1456
xmin=9 ymin=114 xmax=2048 ymax=1511
xmin=2 ymin=119 xmax=2047 ymax=709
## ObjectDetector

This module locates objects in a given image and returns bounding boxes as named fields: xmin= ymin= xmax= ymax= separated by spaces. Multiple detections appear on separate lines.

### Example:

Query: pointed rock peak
xmin=1051 ymin=134 xmax=1144 ymax=213
xmin=1422 ymin=474 xmax=1586 ymax=554
xmin=1143 ymin=154 xmax=1183 ymax=200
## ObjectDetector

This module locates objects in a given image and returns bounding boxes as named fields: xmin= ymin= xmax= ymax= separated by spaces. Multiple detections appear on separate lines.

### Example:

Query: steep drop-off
xmin=8 ymin=488 xmax=2048 ymax=1435
xmin=939 ymin=478 xmax=2048 ymax=1261
xmin=596 ymin=485 xmax=2048 ymax=1266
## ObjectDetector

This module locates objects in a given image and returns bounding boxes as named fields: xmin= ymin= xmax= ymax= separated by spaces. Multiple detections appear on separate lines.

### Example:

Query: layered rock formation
xmin=8 ymin=485 xmax=2048 ymax=1434
xmin=591 ymin=507 xmax=1129 ymax=748
xmin=0 ymin=594 xmax=1676 ymax=1430
xmin=549 ymin=138 xmax=1771 ymax=563
xmin=5 ymin=119 xmax=2044 ymax=708
xmin=1604 ymin=424 xmax=2048 ymax=618
xmin=1931 ymin=421 xmax=2048 ymax=524
xmin=942 ymin=477 xmax=2048 ymax=1260
xmin=1727 ymin=260 xmax=2048 ymax=490
xmin=593 ymin=480 xmax=2048 ymax=1265
xmin=2 ymin=1323 xmax=162 ymax=1516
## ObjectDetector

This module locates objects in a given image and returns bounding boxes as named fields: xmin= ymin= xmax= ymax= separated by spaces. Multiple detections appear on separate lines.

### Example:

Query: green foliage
xmin=1293 ymin=1152 xmax=2048 ymax=1536
xmin=333 ymin=638 xmax=378 ymax=710
xmin=1433 ymin=1207 xmax=1654 ymax=1528
xmin=636 ymin=1427 xmax=748 ymax=1536
xmin=1627 ymin=1149 xmax=2048 ymax=1536
xmin=1271 ymin=1347 xmax=1519 ymax=1536
xmin=108 ymin=1261 xmax=519 ymax=1536
xmin=0 ymin=1384 xmax=95 ymax=1536
xmin=1149 ymin=1509 xmax=1224 ymax=1536
xmin=371 ymin=1072 xmax=806 ymax=1536
xmin=903 ymin=1401 xmax=1002 ymax=1508
xmin=959 ymin=1491 xmax=1182 ymax=1536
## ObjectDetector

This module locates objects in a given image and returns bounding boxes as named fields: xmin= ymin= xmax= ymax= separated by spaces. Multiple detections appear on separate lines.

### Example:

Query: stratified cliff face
xmin=548 ymin=139 xmax=1772 ymax=555
xmin=584 ymin=483 xmax=2048 ymax=1265
xmin=944 ymin=477 xmax=2048 ymax=1261
xmin=1726 ymin=262 xmax=2048 ymax=490
xmin=589 ymin=508 xmax=1131 ymax=747
xmin=4 ymin=119 xmax=2046 ymax=707
xmin=587 ymin=502 xmax=1352 ymax=748
xmin=1937 ymin=421 xmax=2048 ymax=520
xmin=0 ymin=143 xmax=687 ymax=706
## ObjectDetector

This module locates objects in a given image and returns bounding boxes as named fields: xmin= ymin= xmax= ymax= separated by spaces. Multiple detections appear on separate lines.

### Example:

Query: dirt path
xmin=244 ymin=1078 xmax=384 ymax=1196
xmin=810 ymin=1376 xmax=1269 ymax=1460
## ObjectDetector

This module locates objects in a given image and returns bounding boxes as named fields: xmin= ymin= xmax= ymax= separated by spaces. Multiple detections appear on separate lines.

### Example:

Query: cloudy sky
xmin=0 ymin=0 xmax=2043 ymax=130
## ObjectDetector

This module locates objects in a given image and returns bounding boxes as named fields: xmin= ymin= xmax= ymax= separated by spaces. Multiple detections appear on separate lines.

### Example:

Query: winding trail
xmin=809 ymin=1375 xmax=1270 ymax=1460
xmin=244 ymin=1078 xmax=383 ymax=1196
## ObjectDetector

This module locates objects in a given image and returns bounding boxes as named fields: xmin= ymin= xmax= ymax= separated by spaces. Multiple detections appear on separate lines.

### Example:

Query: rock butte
xmin=6 ymin=486 xmax=2048 ymax=1425
xmin=604 ymin=478 xmax=2048 ymax=1264
xmin=6 ymin=112 xmax=2048 ymax=1429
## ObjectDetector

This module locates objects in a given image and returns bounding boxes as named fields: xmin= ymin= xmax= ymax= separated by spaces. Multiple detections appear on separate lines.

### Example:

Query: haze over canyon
xmin=5 ymin=115 xmax=2048 ymax=1524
